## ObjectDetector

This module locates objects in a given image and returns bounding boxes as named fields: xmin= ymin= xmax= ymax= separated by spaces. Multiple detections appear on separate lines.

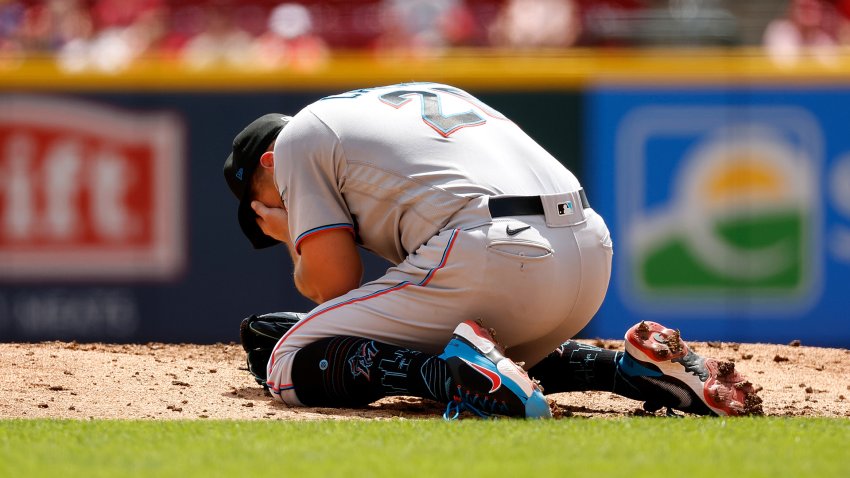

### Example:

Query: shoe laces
xmin=443 ymin=386 xmax=508 ymax=420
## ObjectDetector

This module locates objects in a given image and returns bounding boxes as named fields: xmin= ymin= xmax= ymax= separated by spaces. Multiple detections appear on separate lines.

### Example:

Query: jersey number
xmin=379 ymin=90 xmax=486 ymax=137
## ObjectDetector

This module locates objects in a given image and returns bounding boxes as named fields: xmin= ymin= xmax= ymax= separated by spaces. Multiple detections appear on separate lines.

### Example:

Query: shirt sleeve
xmin=273 ymin=109 xmax=354 ymax=253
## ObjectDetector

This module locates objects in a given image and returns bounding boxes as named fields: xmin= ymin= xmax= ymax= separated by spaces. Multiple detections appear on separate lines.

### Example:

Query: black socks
xmin=528 ymin=340 xmax=649 ymax=402
xmin=528 ymin=341 xmax=621 ymax=393
xmin=290 ymin=336 xmax=453 ymax=407
xmin=290 ymin=337 xmax=666 ymax=409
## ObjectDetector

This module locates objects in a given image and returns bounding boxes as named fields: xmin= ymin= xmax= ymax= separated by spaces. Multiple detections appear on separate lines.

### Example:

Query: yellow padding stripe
xmin=2 ymin=48 xmax=850 ymax=92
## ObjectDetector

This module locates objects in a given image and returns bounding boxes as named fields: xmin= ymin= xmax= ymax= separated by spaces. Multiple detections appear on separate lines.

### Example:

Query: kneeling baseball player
xmin=223 ymin=83 xmax=762 ymax=418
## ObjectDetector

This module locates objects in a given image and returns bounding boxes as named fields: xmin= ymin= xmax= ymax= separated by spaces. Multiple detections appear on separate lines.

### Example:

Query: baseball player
xmin=224 ymin=82 xmax=762 ymax=418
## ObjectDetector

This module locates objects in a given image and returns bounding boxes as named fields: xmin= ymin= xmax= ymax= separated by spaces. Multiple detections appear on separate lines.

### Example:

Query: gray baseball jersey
xmin=266 ymin=83 xmax=611 ymax=405
xmin=273 ymin=83 xmax=581 ymax=265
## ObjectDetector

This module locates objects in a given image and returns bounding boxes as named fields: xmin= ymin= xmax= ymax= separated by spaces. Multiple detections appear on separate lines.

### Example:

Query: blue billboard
xmin=586 ymin=87 xmax=850 ymax=346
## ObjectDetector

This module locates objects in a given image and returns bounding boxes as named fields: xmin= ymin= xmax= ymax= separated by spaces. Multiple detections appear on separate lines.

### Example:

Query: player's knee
xmin=290 ymin=336 xmax=382 ymax=407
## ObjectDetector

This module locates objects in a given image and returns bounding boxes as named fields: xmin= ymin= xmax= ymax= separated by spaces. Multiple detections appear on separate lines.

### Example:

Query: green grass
xmin=1 ymin=418 xmax=848 ymax=478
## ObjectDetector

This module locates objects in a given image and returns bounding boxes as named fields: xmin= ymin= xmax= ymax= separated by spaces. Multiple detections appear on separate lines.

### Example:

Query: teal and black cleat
xmin=622 ymin=321 xmax=764 ymax=416
xmin=439 ymin=320 xmax=552 ymax=420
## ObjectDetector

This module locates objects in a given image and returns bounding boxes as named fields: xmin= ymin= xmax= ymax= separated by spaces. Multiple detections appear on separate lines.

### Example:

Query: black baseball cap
xmin=223 ymin=113 xmax=290 ymax=249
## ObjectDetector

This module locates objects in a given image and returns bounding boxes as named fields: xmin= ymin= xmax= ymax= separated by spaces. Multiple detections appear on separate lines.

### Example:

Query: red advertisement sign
xmin=0 ymin=96 xmax=185 ymax=280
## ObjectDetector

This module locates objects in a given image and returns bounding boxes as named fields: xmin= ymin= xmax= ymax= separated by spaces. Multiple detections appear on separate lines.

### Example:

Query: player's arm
xmin=267 ymin=111 xmax=364 ymax=303
xmin=295 ymin=228 xmax=362 ymax=304
xmin=252 ymin=201 xmax=361 ymax=304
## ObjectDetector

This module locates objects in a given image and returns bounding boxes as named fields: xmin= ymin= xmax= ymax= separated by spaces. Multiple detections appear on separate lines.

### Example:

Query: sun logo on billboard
xmin=629 ymin=125 xmax=817 ymax=298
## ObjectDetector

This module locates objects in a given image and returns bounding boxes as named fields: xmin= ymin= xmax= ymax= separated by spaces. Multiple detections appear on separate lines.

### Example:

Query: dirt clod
xmin=789 ymin=340 xmax=802 ymax=347
xmin=549 ymin=401 xmax=572 ymax=418
xmin=774 ymin=355 xmax=790 ymax=363
xmin=717 ymin=361 xmax=736 ymax=377
xmin=744 ymin=393 xmax=765 ymax=416
xmin=667 ymin=329 xmax=683 ymax=354
xmin=636 ymin=321 xmax=651 ymax=341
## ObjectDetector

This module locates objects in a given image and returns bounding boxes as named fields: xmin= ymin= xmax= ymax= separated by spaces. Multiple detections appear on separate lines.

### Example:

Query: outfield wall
xmin=1 ymin=51 xmax=848 ymax=345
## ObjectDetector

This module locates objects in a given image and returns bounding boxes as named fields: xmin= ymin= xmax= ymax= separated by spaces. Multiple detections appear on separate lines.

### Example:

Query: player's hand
xmin=252 ymin=201 xmax=291 ymax=244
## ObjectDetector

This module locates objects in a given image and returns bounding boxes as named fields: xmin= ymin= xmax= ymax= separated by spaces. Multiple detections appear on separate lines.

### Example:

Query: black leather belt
xmin=488 ymin=189 xmax=590 ymax=218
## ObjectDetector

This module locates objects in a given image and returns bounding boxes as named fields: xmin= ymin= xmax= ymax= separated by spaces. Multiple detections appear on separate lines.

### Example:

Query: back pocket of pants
xmin=487 ymin=220 xmax=553 ymax=259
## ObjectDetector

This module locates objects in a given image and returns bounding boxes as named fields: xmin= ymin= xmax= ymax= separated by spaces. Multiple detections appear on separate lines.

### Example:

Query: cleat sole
xmin=625 ymin=321 xmax=764 ymax=417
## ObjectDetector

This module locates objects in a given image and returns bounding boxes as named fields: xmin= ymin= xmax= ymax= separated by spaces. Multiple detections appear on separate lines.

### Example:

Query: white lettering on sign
xmin=830 ymin=154 xmax=850 ymax=218
xmin=2 ymin=134 xmax=35 ymax=240
xmin=0 ymin=290 xmax=139 ymax=339
xmin=44 ymin=138 xmax=83 ymax=240
xmin=0 ymin=95 xmax=185 ymax=280
xmin=91 ymin=149 xmax=139 ymax=240
xmin=829 ymin=153 xmax=850 ymax=264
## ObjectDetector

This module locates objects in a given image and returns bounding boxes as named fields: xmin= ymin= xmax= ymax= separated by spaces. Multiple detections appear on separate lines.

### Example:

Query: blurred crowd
xmin=1 ymin=0 xmax=850 ymax=71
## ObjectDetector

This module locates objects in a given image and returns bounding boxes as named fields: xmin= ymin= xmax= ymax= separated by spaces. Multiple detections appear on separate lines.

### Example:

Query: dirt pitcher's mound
xmin=1 ymin=340 xmax=849 ymax=420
